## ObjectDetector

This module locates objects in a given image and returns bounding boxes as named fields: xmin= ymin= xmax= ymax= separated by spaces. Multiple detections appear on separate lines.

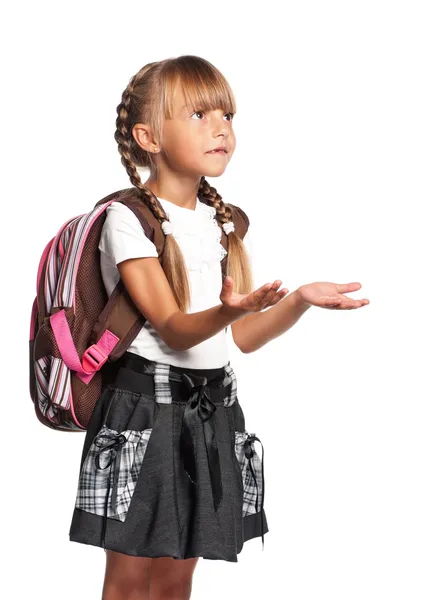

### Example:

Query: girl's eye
xmin=190 ymin=110 xmax=235 ymax=121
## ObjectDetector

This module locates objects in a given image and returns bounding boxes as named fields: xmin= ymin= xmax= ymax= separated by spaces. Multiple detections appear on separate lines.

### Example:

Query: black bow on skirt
xmin=180 ymin=372 xmax=224 ymax=511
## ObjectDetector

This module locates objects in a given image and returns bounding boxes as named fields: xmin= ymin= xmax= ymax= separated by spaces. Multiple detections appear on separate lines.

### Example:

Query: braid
xmin=114 ymin=72 xmax=168 ymax=225
xmin=198 ymin=177 xmax=253 ymax=295
xmin=198 ymin=176 xmax=233 ymax=225
xmin=114 ymin=68 xmax=191 ymax=312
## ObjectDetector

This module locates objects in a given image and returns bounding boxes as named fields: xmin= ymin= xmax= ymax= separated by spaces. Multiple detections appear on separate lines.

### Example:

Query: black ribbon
xmin=93 ymin=431 xmax=127 ymax=549
xmin=180 ymin=373 xmax=223 ymax=512
xmin=90 ymin=371 xmax=266 ymax=550
xmin=243 ymin=433 xmax=265 ymax=549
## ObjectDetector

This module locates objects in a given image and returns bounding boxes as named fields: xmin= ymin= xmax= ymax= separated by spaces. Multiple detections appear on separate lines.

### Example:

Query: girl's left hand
xmin=297 ymin=281 xmax=370 ymax=310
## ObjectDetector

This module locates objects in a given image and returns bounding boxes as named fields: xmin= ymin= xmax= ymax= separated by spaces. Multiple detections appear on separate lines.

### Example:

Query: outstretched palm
xmin=220 ymin=276 xmax=289 ymax=313
xmin=298 ymin=281 xmax=369 ymax=309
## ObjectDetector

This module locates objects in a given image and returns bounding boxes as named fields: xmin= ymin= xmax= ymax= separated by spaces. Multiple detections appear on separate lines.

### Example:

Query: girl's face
xmin=160 ymin=84 xmax=236 ymax=178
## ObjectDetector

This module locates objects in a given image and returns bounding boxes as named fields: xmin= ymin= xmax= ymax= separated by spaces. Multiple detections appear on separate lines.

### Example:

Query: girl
xmin=69 ymin=55 xmax=369 ymax=600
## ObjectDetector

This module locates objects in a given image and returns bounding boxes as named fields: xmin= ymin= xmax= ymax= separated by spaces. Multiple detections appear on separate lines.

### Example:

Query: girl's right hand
xmin=220 ymin=276 xmax=289 ymax=314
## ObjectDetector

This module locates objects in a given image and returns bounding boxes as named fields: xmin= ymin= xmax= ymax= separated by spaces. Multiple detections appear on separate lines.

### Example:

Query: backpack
xmin=29 ymin=187 xmax=250 ymax=432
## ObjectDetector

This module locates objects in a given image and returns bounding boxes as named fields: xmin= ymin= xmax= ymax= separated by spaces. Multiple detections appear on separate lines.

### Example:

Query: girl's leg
xmin=101 ymin=550 xmax=152 ymax=600
xmin=149 ymin=557 xmax=200 ymax=600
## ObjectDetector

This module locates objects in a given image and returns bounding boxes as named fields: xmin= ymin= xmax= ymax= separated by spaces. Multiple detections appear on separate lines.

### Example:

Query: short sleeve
xmin=98 ymin=201 xmax=158 ymax=266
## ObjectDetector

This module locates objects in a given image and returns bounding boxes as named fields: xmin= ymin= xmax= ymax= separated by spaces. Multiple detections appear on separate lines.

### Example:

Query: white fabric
xmin=161 ymin=220 xmax=173 ymax=235
xmin=98 ymin=196 xmax=253 ymax=369
xmin=222 ymin=221 xmax=235 ymax=235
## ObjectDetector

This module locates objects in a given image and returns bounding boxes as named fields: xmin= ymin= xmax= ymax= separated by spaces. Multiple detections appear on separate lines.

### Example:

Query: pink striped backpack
xmin=29 ymin=187 xmax=249 ymax=432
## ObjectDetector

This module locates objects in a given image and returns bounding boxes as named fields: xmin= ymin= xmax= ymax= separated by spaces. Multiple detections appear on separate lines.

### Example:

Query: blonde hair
xmin=114 ymin=55 xmax=253 ymax=312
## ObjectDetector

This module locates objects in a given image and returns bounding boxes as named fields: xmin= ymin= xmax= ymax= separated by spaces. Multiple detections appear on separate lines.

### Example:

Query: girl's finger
xmin=252 ymin=281 xmax=282 ymax=310
xmin=241 ymin=280 xmax=284 ymax=311
xmin=257 ymin=284 xmax=286 ymax=311
xmin=259 ymin=280 xmax=283 ymax=295
xmin=341 ymin=296 xmax=369 ymax=309
xmin=248 ymin=283 xmax=274 ymax=305
xmin=261 ymin=287 xmax=283 ymax=308
xmin=335 ymin=282 xmax=362 ymax=294
xmin=268 ymin=288 xmax=289 ymax=306
xmin=238 ymin=288 xmax=266 ymax=311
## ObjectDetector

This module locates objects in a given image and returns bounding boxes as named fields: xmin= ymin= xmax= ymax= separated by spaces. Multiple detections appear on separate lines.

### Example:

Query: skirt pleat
xmin=69 ymin=352 xmax=268 ymax=562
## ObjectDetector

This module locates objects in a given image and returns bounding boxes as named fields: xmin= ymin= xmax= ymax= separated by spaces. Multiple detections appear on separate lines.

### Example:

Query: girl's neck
xmin=145 ymin=175 xmax=201 ymax=211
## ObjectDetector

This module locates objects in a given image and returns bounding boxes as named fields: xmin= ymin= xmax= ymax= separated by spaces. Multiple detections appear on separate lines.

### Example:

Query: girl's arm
xmin=118 ymin=256 xmax=282 ymax=352
xmin=231 ymin=290 xmax=310 ymax=353
xmin=232 ymin=281 xmax=369 ymax=353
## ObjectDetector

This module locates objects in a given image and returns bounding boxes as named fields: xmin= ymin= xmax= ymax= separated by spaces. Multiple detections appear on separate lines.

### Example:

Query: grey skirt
xmin=69 ymin=351 xmax=268 ymax=562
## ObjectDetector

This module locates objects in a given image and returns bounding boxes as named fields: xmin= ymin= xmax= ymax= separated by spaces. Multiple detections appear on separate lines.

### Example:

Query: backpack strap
xmin=91 ymin=189 xmax=156 ymax=361
xmin=91 ymin=188 xmax=249 ymax=362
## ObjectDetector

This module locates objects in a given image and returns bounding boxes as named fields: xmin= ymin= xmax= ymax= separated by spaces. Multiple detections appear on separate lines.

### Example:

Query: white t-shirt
xmin=98 ymin=196 xmax=253 ymax=369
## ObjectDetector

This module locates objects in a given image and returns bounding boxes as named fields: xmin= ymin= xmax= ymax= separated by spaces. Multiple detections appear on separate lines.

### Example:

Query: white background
xmin=2 ymin=1 xmax=422 ymax=598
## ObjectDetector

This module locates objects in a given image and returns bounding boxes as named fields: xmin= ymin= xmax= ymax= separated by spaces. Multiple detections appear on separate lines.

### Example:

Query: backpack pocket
xmin=234 ymin=431 xmax=264 ymax=517
xmin=75 ymin=424 xmax=152 ymax=522
xmin=33 ymin=353 xmax=77 ymax=429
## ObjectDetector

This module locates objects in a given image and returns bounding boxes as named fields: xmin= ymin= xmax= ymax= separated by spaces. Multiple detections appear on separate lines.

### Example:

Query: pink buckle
xmin=81 ymin=344 xmax=108 ymax=373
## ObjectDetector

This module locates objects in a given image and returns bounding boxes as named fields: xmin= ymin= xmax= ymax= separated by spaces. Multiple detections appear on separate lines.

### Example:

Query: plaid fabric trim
xmin=153 ymin=362 xmax=172 ymax=404
xmin=223 ymin=364 xmax=237 ymax=407
xmin=75 ymin=424 xmax=152 ymax=521
xmin=234 ymin=431 xmax=264 ymax=517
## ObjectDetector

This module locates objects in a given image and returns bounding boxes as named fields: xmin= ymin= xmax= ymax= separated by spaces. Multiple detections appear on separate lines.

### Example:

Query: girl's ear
xmin=132 ymin=123 xmax=158 ymax=153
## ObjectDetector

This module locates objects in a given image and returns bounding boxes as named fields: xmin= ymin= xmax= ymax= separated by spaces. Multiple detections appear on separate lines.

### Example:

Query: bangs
xmin=161 ymin=56 xmax=236 ymax=119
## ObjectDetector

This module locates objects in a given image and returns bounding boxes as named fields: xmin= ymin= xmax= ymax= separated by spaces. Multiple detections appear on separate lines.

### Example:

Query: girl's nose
xmin=210 ymin=113 xmax=230 ymax=137
xmin=213 ymin=126 xmax=230 ymax=139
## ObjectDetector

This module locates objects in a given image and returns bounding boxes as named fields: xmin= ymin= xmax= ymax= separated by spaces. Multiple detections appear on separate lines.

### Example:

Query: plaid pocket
xmin=234 ymin=431 xmax=264 ymax=517
xmin=75 ymin=424 xmax=152 ymax=522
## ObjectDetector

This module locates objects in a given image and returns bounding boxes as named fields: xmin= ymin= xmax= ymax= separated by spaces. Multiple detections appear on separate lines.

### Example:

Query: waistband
xmin=122 ymin=351 xmax=230 ymax=378
xmin=115 ymin=352 xmax=238 ymax=406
